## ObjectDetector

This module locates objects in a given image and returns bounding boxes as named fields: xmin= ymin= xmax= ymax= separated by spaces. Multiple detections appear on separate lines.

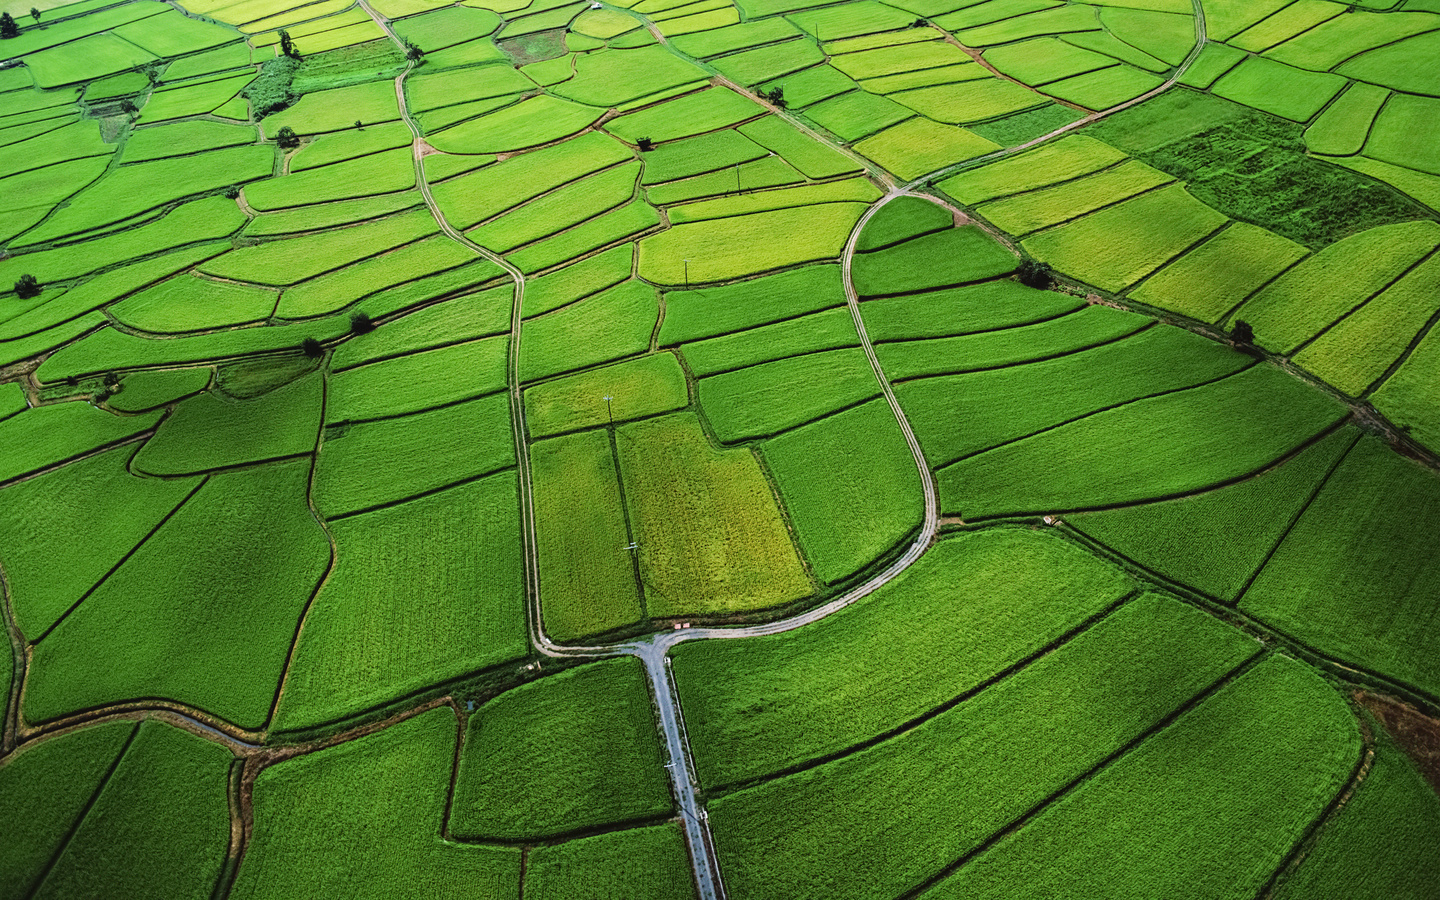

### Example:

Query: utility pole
xmin=683 ymin=259 xmax=690 ymax=287
xmin=603 ymin=394 xmax=614 ymax=426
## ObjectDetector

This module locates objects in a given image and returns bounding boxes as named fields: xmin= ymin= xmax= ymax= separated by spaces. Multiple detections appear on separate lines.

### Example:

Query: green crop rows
xmin=0 ymin=0 xmax=1437 ymax=895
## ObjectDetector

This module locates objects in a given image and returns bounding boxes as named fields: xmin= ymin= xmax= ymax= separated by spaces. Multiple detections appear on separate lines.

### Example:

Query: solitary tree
xmin=30 ymin=7 xmax=39 ymax=23
xmin=404 ymin=39 xmax=423 ymax=61
xmin=119 ymin=98 xmax=138 ymax=115
xmin=301 ymin=337 xmax=324 ymax=359
xmin=278 ymin=29 xmax=301 ymax=59
xmin=0 ymin=13 xmax=18 ymax=38
xmin=14 ymin=274 xmax=40 ymax=298
xmin=1231 ymin=319 xmax=1255 ymax=345
xmin=355 ymin=119 xmax=363 ymax=130
xmin=636 ymin=136 xmax=655 ymax=151
xmin=763 ymin=86 xmax=786 ymax=108
xmin=350 ymin=311 xmax=375 ymax=335
xmin=1017 ymin=258 xmax=1053 ymax=289
xmin=276 ymin=125 xmax=300 ymax=149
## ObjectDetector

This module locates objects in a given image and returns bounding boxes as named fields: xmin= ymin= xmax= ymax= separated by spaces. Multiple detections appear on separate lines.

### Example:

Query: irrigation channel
xmin=355 ymin=3 xmax=1214 ymax=897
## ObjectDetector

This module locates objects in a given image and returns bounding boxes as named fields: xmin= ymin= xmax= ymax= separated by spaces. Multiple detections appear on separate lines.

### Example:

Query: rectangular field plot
xmin=681 ymin=306 xmax=859 ymax=376
xmin=936 ymin=134 xmax=1128 ymax=204
xmin=1129 ymin=222 xmax=1308 ymax=324
xmin=671 ymin=527 xmax=1136 ymax=787
xmin=1211 ymin=56 xmax=1347 ymax=123
xmin=975 ymin=159 xmax=1174 ymax=236
xmin=853 ymin=226 xmax=1016 ymax=296
xmin=520 ymin=281 xmax=658 ymax=381
xmin=615 ymin=411 xmax=811 ymax=618
xmin=524 ymin=824 xmax=696 ymax=900
xmin=327 ymin=335 xmax=509 ymax=423
xmin=706 ymin=595 xmax=1265 ymax=900
xmin=852 ymin=117 xmax=1000 ymax=180
xmin=638 ymin=202 xmax=866 ymax=285
xmin=657 ymin=263 xmax=847 ymax=344
xmin=860 ymin=279 xmax=1084 ymax=341
xmin=525 ymin=352 xmax=689 ymax=437
xmin=697 ymin=346 xmax=881 ymax=441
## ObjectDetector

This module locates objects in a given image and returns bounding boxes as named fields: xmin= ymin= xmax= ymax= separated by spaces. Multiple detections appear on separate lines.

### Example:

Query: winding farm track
xmin=339 ymin=3 xmax=1216 ymax=898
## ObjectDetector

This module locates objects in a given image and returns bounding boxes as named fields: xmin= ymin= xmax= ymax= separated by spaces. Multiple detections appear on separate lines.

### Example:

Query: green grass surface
xmin=110 ymin=273 xmax=277 ymax=334
xmin=936 ymin=134 xmax=1127 ymax=204
xmin=1275 ymin=723 xmax=1440 ymax=900
xmin=606 ymin=88 xmax=764 ymax=143
xmin=923 ymin=654 xmax=1356 ymax=900
xmin=1241 ymin=435 xmax=1440 ymax=700
xmin=553 ymin=44 xmax=708 ymax=106
xmin=327 ymin=335 xmax=508 ymax=423
xmin=853 ymin=226 xmax=1017 ymax=296
xmin=313 ymin=391 xmax=515 ymax=518
xmin=520 ymin=281 xmax=657 ymax=381
xmin=761 ymin=397 xmax=922 ymax=584
xmin=1129 ymin=222 xmax=1309 ymax=323
xmin=202 ymin=210 xmax=438 ymax=285
xmin=233 ymin=708 xmax=522 ymax=898
xmin=852 ymin=117 xmax=1000 ymax=179
xmin=1304 ymin=82 xmax=1389 ymax=157
xmin=1022 ymin=183 xmax=1228 ymax=293
xmin=25 ymin=458 xmax=329 ymax=729
xmin=736 ymin=114 xmax=862 ymax=178
xmin=1212 ymin=56 xmax=1347 ymax=123
xmin=281 ymin=235 xmax=488 ymax=319
xmin=532 ymin=429 xmax=645 ymax=641
xmin=34 ymin=720 xmax=233 ymax=900
xmin=1294 ymin=253 xmax=1440 ymax=397
xmin=855 ymin=195 xmax=954 ymax=251
xmin=526 ymin=352 xmax=689 ymax=437
xmin=244 ymin=147 xmax=416 ymax=210
xmin=1372 ymin=315 xmax=1440 ymax=451
xmin=891 ymin=77 xmax=1048 ymax=124
xmin=659 ymin=263 xmax=845 ymax=344
xmin=1235 ymin=220 xmax=1440 ymax=352
xmin=521 ymin=243 xmax=632 ymax=317
xmin=898 ymin=324 xmax=1250 ymax=468
xmin=667 ymin=177 xmax=880 ymax=223
xmin=274 ymin=472 xmax=526 ymax=731
xmin=332 ymin=283 xmax=512 ymax=370
xmin=1070 ymin=425 xmax=1357 ymax=600
xmin=109 ymin=367 xmax=213 ymax=412
xmin=711 ymin=38 xmax=825 ymax=86
xmin=616 ymin=411 xmax=811 ymax=618
xmin=125 ymin=120 xmax=259 ymax=163
xmin=938 ymin=364 xmax=1346 ymax=518
xmin=507 ymin=198 xmax=659 ymax=274
xmin=805 ymin=90 xmax=914 ymax=141
xmin=133 ymin=373 xmax=321 ymax=475
xmin=673 ymin=527 xmax=1135 ymax=787
xmin=709 ymin=594 xmax=1259 ymax=900
xmin=525 ymin=824 xmax=698 ymax=900
xmin=640 ymin=129 xmax=768 ymax=185
xmin=976 ymin=159 xmax=1174 ymax=236
xmin=861 ymin=278 xmax=1084 ymax=341
xmin=452 ymin=657 xmax=671 ymax=838
xmin=0 ymin=400 xmax=162 ymax=485
xmin=638 ymin=202 xmax=865 ymax=285
xmin=698 ymin=346 xmax=880 ymax=441
xmin=471 ymin=162 xmax=640 ymax=253
xmin=681 ymin=306 xmax=858 ymax=376
xmin=1338 ymin=29 xmax=1440 ymax=95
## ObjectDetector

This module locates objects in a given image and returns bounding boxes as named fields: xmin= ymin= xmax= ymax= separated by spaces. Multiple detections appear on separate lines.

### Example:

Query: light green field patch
xmin=739 ymin=114 xmax=864 ymax=177
xmin=522 ymin=243 xmax=634 ymax=317
xmin=1212 ymin=55 xmax=1347 ymax=123
xmin=1023 ymin=183 xmax=1228 ymax=293
xmin=638 ymin=202 xmax=867 ymax=284
xmin=470 ymin=161 xmax=640 ymax=254
xmin=245 ymin=147 xmax=416 ymax=210
xmin=985 ymin=37 xmax=1119 ymax=85
xmin=526 ymin=352 xmax=689 ymax=438
xmin=668 ymin=176 xmax=882 ymax=223
xmin=806 ymin=90 xmax=914 ymax=141
xmin=977 ymin=159 xmax=1173 ymax=235
xmin=937 ymin=134 xmax=1128 ymax=203
xmin=1042 ymin=63 xmax=1163 ymax=109
xmin=617 ymin=411 xmax=811 ymax=618
xmin=428 ymin=95 xmax=606 ymax=154
xmin=327 ymin=335 xmax=509 ymax=422
xmin=113 ymin=9 xmax=237 ymax=56
xmin=520 ymin=281 xmax=658 ymax=380
xmin=201 ymin=210 xmax=437 ymax=285
xmin=791 ymin=0 xmax=914 ymax=40
xmin=891 ymin=77 xmax=1048 ymax=124
xmin=606 ymin=88 xmax=766 ymax=143
xmin=245 ymin=192 xmax=424 ymax=237
xmin=762 ymin=64 xmax=858 ymax=108
xmin=670 ymin=17 xmax=803 ymax=57
xmin=1338 ymin=30 xmax=1440 ymax=96
xmin=1266 ymin=9 xmax=1437 ymax=72
xmin=1229 ymin=0 xmax=1343 ymax=52
xmin=711 ymin=38 xmax=826 ymax=86
xmin=860 ymin=61 xmax=991 ymax=93
xmin=263 ymin=80 xmax=401 ymax=136
xmin=1098 ymin=7 xmax=1195 ymax=65
xmin=648 ymin=155 xmax=804 ymax=204
xmin=1235 ymin=220 xmax=1440 ymax=352
xmin=509 ymin=198 xmax=660 ymax=273
xmin=1175 ymin=40 xmax=1246 ymax=88
xmin=853 ymin=117 xmax=1000 ymax=180
xmin=24 ymin=33 xmax=159 ymax=89
xmin=109 ymin=368 xmax=213 ymax=413
xmin=406 ymin=64 xmax=533 ymax=114
xmin=1304 ymin=82 xmax=1388 ymax=156
xmin=828 ymin=39 xmax=970 ymax=80
xmin=393 ymin=4 xmax=502 ymax=49
xmin=641 ymin=129 xmax=769 ymax=184
xmin=110 ymin=273 xmax=279 ymax=334
xmin=289 ymin=123 xmax=414 ymax=172
xmin=824 ymin=26 xmax=936 ymax=55
xmin=660 ymin=7 xmax=742 ymax=35
xmin=1063 ymin=29 xmax=1171 ymax=73
xmin=1364 ymin=93 xmax=1440 ymax=176
xmin=573 ymin=6 xmax=641 ymax=38
xmin=955 ymin=4 xmax=1103 ymax=46
xmin=125 ymin=120 xmax=258 ymax=163
xmin=551 ymin=44 xmax=709 ymax=106
xmin=1131 ymin=222 xmax=1308 ymax=322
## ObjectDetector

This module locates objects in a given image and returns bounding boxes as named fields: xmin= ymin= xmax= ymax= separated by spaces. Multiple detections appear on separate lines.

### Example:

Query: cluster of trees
xmin=14 ymin=274 xmax=40 ymax=299
xmin=2 ymin=7 xmax=42 ymax=36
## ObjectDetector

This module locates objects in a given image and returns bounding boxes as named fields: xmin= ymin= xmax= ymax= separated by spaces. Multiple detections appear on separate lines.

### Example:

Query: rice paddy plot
xmin=531 ymin=429 xmax=645 ymax=641
xmin=109 ymin=367 xmax=214 ymax=413
xmin=393 ymin=5 xmax=501 ymax=50
xmin=124 ymin=120 xmax=259 ymax=164
xmin=976 ymin=160 xmax=1174 ymax=236
xmin=332 ymin=283 xmax=513 ymax=370
xmin=289 ymin=124 xmax=413 ymax=172
xmin=1022 ymin=183 xmax=1228 ymax=294
xmin=0 ymin=119 xmax=110 ymax=175
xmin=853 ymin=226 xmax=1017 ymax=297
xmin=920 ymin=655 xmax=1356 ymax=900
xmin=327 ymin=336 xmax=508 ymax=423
xmin=1069 ymin=425 xmax=1358 ymax=601
xmin=1234 ymin=220 xmax=1440 ymax=353
xmin=273 ymin=472 xmax=526 ymax=732
xmin=1211 ymin=56 xmax=1347 ymax=123
xmin=954 ymin=4 xmax=1104 ymax=46
xmin=860 ymin=60 xmax=991 ymax=94
xmin=1201 ymin=0 xmax=1290 ymax=41
xmin=852 ymin=117 xmax=1000 ymax=179
xmin=1363 ymin=93 xmax=1440 ymax=176
xmin=244 ymin=191 xmax=426 ymax=237
xmin=1266 ymin=8 xmax=1438 ymax=72
xmin=761 ymin=397 xmax=922 ymax=584
xmin=1176 ymin=41 xmax=1246 ymax=88
xmin=109 ymin=273 xmax=278 ymax=334
xmin=133 ymin=373 xmax=322 ymax=476
xmin=615 ymin=411 xmax=811 ymax=618
xmin=938 ymin=363 xmax=1346 ymax=519
xmin=524 ymin=824 xmax=697 ymax=900
xmin=0 ymin=400 xmax=161 ymax=486
xmin=669 ymin=17 xmax=804 ymax=57
xmin=1371 ymin=323 xmax=1440 ymax=452
xmin=520 ymin=243 xmax=633 ymax=317
xmin=204 ymin=210 xmax=438 ymax=286
xmin=682 ymin=306 xmax=859 ymax=376
xmin=856 ymin=195 xmax=954 ymax=251
xmin=984 ymin=37 xmax=1118 ymax=85
xmin=875 ymin=303 xmax=1146 ymax=381
xmin=668 ymin=177 xmax=881 ymax=223
xmin=470 ymin=161 xmax=640 ymax=254
xmin=519 ymin=281 xmax=657 ymax=381
xmin=428 ymin=94 xmax=607 ymax=154
xmin=738 ymin=114 xmax=863 ymax=178
xmin=638 ymin=202 xmax=866 ymax=285
xmin=311 ymin=391 xmax=516 ymax=518
xmin=762 ymin=64 xmax=859 ymax=109
xmin=710 ymin=38 xmax=825 ymax=87
xmin=232 ymin=708 xmax=522 ymax=899
xmin=24 ymin=458 xmax=329 ymax=729
xmin=0 ymin=444 xmax=200 ymax=639
xmin=1303 ymin=82 xmax=1388 ymax=157
xmin=698 ymin=346 xmax=880 ymax=441
xmin=898 ymin=325 xmax=1250 ymax=469
xmin=829 ymin=39 xmax=971 ymax=81
xmin=891 ymin=77 xmax=1048 ymax=124
xmin=1129 ymin=222 xmax=1308 ymax=323
xmin=641 ymin=129 xmax=769 ymax=185
xmin=647 ymin=154 xmax=804 ymax=204
xmin=789 ymin=0 xmax=915 ymax=40
xmin=23 ymin=33 xmax=159 ymax=90
xmin=550 ymin=45 xmax=709 ymax=106
xmin=0 ymin=158 xmax=110 ymax=244
xmin=658 ymin=263 xmax=846 ymax=344
xmin=804 ymin=90 xmax=914 ymax=142
xmin=525 ymin=352 xmax=689 ymax=437
xmin=861 ymin=279 xmax=1084 ymax=341
xmin=672 ymin=527 xmax=1135 ymax=787
xmin=511 ymin=196 xmax=654 ymax=274
xmin=1097 ymin=7 xmax=1194 ymax=65
xmin=160 ymin=41 xmax=254 ymax=82
xmin=1041 ymin=63 xmax=1163 ymax=110
xmin=933 ymin=0 xmax=1061 ymax=32
xmin=244 ymin=147 xmax=417 ymax=209
xmin=1337 ymin=30 xmax=1440 ymax=96
xmin=1229 ymin=0 xmax=1344 ymax=53
xmin=709 ymin=594 xmax=1261 ymax=900
xmin=937 ymin=134 xmax=1127 ymax=204
xmin=1064 ymin=29 xmax=1171 ymax=73
xmin=263 ymin=80 xmax=402 ymax=137
xmin=606 ymin=88 xmax=766 ymax=143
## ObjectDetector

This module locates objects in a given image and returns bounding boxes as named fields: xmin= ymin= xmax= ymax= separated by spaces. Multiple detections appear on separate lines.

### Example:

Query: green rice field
xmin=1 ymin=0 xmax=1438 ymax=895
